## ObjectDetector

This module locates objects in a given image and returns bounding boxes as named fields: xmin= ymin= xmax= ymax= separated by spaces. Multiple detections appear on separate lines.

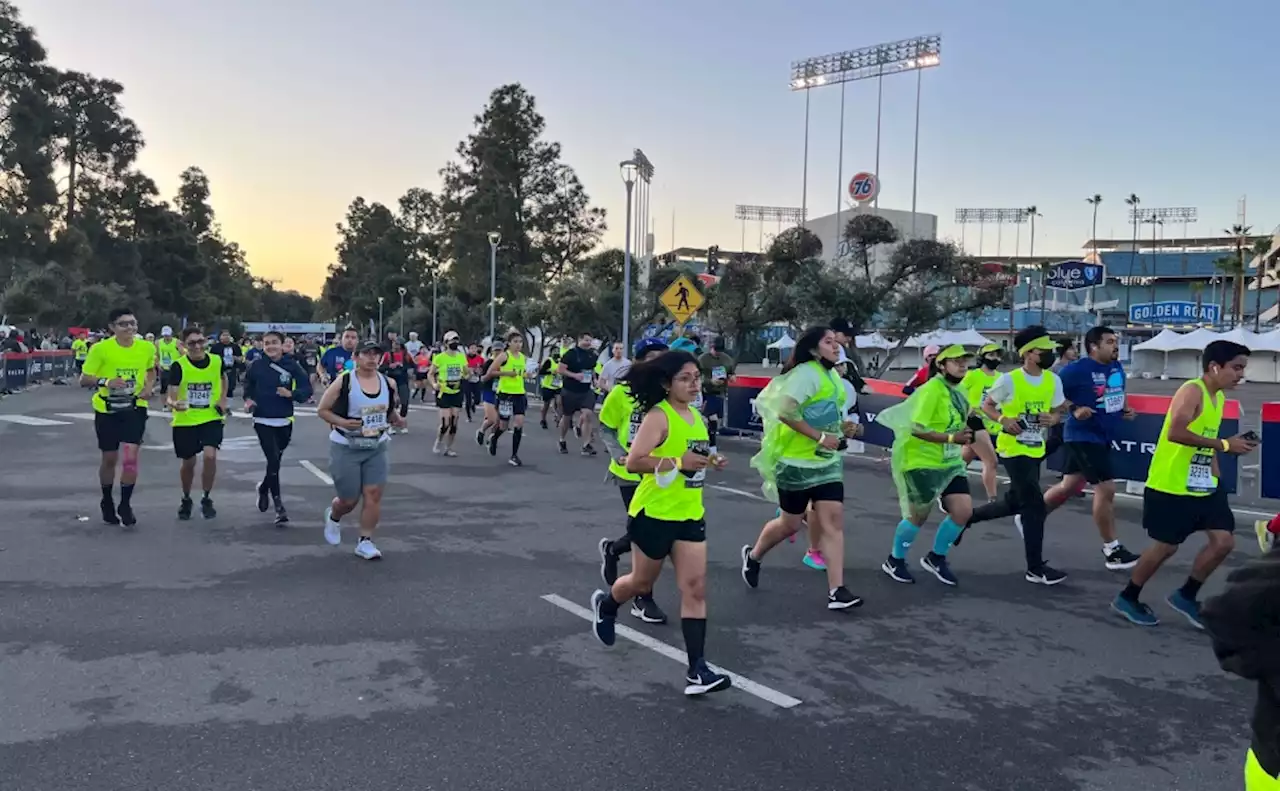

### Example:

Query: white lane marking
xmin=540 ymin=593 xmax=802 ymax=709
xmin=0 ymin=414 xmax=71 ymax=426
xmin=55 ymin=413 xmax=96 ymax=421
xmin=300 ymin=459 xmax=333 ymax=485
xmin=710 ymin=484 xmax=766 ymax=501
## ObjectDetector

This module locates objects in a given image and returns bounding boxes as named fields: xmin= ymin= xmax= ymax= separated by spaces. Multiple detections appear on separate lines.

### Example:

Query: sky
xmin=22 ymin=0 xmax=1280 ymax=296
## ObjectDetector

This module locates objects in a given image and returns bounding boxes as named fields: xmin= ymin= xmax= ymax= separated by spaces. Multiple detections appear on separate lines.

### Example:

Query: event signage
xmin=1044 ymin=260 xmax=1105 ymax=291
xmin=243 ymin=322 xmax=337 ymax=334
xmin=847 ymin=172 xmax=879 ymax=205
xmin=1127 ymin=301 xmax=1220 ymax=325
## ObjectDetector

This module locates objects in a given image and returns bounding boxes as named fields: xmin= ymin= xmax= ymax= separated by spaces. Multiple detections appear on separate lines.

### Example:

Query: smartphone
xmin=1242 ymin=430 xmax=1261 ymax=443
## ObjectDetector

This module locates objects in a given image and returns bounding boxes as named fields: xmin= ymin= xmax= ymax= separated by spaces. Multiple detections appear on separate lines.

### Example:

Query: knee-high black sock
xmin=101 ymin=484 xmax=113 ymax=502
xmin=120 ymin=483 xmax=135 ymax=507
xmin=708 ymin=422 xmax=718 ymax=449
xmin=681 ymin=617 xmax=707 ymax=672
xmin=511 ymin=427 xmax=523 ymax=456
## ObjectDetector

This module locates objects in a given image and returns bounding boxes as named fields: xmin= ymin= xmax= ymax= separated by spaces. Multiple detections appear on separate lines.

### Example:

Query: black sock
xmin=681 ymin=617 xmax=707 ymax=672
xmin=1121 ymin=580 xmax=1143 ymax=602
xmin=182 ymin=488 xmax=191 ymax=499
xmin=708 ymin=424 xmax=718 ymax=447
xmin=101 ymin=484 xmax=113 ymax=502
xmin=600 ymin=593 xmax=620 ymax=617
xmin=120 ymin=484 xmax=134 ymax=507
xmin=511 ymin=427 xmax=522 ymax=456
xmin=1180 ymin=577 xmax=1204 ymax=601
xmin=202 ymin=490 xmax=211 ymax=500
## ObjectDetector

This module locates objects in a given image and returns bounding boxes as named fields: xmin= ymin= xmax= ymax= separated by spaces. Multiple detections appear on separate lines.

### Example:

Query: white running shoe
xmin=433 ymin=438 xmax=442 ymax=454
xmin=354 ymin=538 xmax=382 ymax=560
xmin=324 ymin=507 xmax=341 ymax=546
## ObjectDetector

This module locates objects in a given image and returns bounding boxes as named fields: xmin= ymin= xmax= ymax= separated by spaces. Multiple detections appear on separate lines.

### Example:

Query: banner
xmin=726 ymin=373 xmax=1242 ymax=493
xmin=0 ymin=350 xmax=75 ymax=390
xmin=1262 ymin=403 xmax=1280 ymax=500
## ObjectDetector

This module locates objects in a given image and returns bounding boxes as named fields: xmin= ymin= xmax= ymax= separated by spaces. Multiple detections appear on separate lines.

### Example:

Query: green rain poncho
xmin=875 ymin=374 xmax=971 ymax=520
xmin=750 ymin=361 xmax=846 ymax=503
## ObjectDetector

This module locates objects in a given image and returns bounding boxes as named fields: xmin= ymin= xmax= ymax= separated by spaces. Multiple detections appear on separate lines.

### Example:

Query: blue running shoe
xmin=590 ymin=589 xmax=617 ymax=646
xmin=1111 ymin=594 xmax=1159 ymax=626
xmin=1165 ymin=590 xmax=1204 ymax=630
xmin=684 ymin=661 xmax=731 ymax=696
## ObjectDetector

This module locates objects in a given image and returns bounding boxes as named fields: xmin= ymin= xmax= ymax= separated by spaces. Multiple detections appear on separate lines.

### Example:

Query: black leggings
xmin=393 ymin=378 xmax=410 ymax=418
xmin=967 ymin=454 xmax=1046 ymax=571
xmin=462 ymin=380 xmax=480 ymax=419
xmin=253 ymin=423 xmax=293 ymax=497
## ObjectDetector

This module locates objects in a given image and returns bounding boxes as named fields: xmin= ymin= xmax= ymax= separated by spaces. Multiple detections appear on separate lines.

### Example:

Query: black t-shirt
xmin=209 ymin=342 xmax=240 ymax=369
xmin=560 ymin=347 xmax=595 ymax=393
xmin=167 ymin=354 xmax=213 ymax=388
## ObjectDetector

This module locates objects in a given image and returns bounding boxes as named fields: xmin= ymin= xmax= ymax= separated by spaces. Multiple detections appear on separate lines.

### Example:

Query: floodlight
xmin=789 ymin=35 xmax=942 ymax=90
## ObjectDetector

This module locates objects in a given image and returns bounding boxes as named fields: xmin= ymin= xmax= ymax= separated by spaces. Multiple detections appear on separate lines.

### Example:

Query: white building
xmin=805 ymin=204 xmax=938 ymax=275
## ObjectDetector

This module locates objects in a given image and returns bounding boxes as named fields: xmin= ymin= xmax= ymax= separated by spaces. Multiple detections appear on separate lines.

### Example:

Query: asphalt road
xmin=0 ymin=384 xmax=1258 ymax=791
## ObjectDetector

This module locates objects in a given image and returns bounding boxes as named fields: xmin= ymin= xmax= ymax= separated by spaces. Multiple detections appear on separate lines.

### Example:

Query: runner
xmin=697 ymin=337 xmax=736 ymax=454
xmin=463 ymin=343 xmax=485 ymax=419
xmin=598 ymin=341 xmax=629 ymax=393
xmin=1043 ymin=325 xmax=1141 ymax=570
xmin=166 ymin=326 xmax=228 ymax=520
xmin=958 ymin=342 xmax=1003 ymax=502
xmin=876 ymin=345 xmax=975 ymax=585
xmin=244 ymin=336 xmax=264 ymax=366
xmin=209 ymin=329 xmax=243 ymax=398
xmin=429 ymin=330 xmax=468 ymax=457
xmin=412 ymin=344 xmax=432 ymax=402
xmin=72 ymin=332 xmax=88 ymax=373
xmin=959 ymin=326 xmax=1068 ymax=585
xmin=318 ymin=326 xmax=358 ymax=385
xmin=740 ymin=325 xmax=863 ymax=610
xmin=596 ymin=337 xmax=670 ymax=624
xmin=1111 ymin=339 xmax=1257 ymax=627
xmin=156 ymin=326 xmax=181 ymax=410
xmin=588 ymin=350 xmax=731 ymax=696
xmin=316 ymin=339 xmax=405 ymax=560
xmin=80 ymin=307 xmax=156 ymax=528
xmin=243 ymin=330 xmax=312 ymax=526
xmin=380 ymin=338 xmax=412 ymax=434
xmin=901 ymin=344 xmax=939 ymax=395
xmin=558 ymin=332 xmax=598 ymax=456
xmin=475 ymin=342 xmax=502 ymax=446
xmin=537 ymin=349 xmax=563 ymax=430
xmin=486 ymin=330 xmax=529 ymax=467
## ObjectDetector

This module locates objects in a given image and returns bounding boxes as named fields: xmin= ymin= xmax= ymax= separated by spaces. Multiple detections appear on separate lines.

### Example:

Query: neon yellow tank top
xmin=627 ymin=400 xmax=709 ymax=522
xmin=171 ymin=355 xmax=223 ymax=427
xmin=497 ymin=352 xmax=526 ymax=395
xmin=601 ymin=384 xmax=641 ymax=483
xmin=995 ymin=368 xmax=1058 ymax=459
xmin=778 ymin=361 xmax=843 ymax=464
xmin=1145 ymin=379 xmax=1223 ymax=497
xmin=960 ymin=367 xmax=1000 ymax=433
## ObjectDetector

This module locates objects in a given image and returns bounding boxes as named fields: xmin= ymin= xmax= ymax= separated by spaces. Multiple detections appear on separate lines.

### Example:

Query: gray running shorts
xmin=328 ymin=440 xmax=390 ymax=501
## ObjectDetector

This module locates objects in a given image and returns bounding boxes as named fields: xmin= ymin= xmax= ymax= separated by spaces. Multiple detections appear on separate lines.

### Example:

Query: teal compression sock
xmin=934 ymin=516 xmax=962 ymax=556
xmin=892 ymin=519 xmax=920 ymax=560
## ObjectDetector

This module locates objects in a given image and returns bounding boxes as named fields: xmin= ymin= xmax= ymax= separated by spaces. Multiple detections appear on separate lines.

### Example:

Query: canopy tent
xmin=892 ymin=329 xmax=995 ymax=369
xmin=1131 ymin=329 xmax=1184 ymax=378
xmin=766 ymin=334 xmax=796 ymax=350
xmin=1131 ymin=328 xmax=1184 ymax=352
xmin=854 ymin=332 xmax=892 ymax=350
xmin=762 ymin=333 xmax=795 ymax=366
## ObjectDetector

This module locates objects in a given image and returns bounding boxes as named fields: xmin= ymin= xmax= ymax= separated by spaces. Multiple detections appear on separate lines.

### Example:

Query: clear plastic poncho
xmin=875 ymin=376 xmax=970 ymax=520
xmin=750 ymin=365 xmax=845 ymax=504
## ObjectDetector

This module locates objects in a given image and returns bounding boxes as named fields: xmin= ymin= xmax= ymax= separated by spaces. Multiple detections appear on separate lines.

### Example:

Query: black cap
xmin=358 ymin=339 xmax=383 ymax=353
xmin=830 ymin=318 xmax=853 ymax=335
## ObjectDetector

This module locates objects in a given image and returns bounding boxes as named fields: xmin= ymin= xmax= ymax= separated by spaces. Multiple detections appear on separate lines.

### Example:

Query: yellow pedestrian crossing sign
xmin=660 ymin=275 xmax=704 ymax=324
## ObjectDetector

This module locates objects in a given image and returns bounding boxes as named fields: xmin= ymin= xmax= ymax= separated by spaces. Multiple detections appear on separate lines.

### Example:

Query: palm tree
xmin=1214 ymin=254 xmax=1244 ymax=328
xmin=1251 ymin=236 xmax=1272 ymax=331
xmin=1124 ymin=193 xmax=1141 ymax=320
xmin=1086 ymin=194 xmax=1103 ymax=263
xmin=1225 ymin=224 xmax=1252 ymax=328
xmin=1189 ymin=281 xmax=1206 ymax=326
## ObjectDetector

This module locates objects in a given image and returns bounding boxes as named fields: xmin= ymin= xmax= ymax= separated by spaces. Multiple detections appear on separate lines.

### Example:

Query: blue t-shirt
xmin=1060 ymin=358 xmax=1126 ymax=444
xmin=245 ymin=348 xmax=263 ymax=364
xmin=320 ymin=347 xmax=355 ymax=377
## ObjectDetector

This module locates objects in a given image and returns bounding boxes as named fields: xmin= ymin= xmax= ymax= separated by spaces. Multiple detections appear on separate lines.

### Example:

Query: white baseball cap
xmin=443 ymin=330 xmax=460 ymax=342
xmin=161 ymin=325 xmax=173 ymax=336
xmin=923 ymin=344 xmax=941 ymax=357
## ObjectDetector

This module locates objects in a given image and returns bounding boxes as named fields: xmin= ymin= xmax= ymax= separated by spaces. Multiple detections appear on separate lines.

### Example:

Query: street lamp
xmin=397 ymin=286 xmax=407 ymax=339
xmin=377 ymin=296 xmax=385 ymax=340
xmin=487 ymin=231 xmax=501 ymax=341
xmin=620 ymin=159 xmax=638 ymax=353
xmin=431 ymin=271 xmax=439 ymax=345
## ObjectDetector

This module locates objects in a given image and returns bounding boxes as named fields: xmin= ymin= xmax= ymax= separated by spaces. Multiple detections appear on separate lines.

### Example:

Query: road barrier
xmin=1262 ymin=403 xmax=1280 ymax=500
xmin=726 ymin=373 xmax=1245 ymax=496
xmin=0 ymin=350 xmax=77 ymax=390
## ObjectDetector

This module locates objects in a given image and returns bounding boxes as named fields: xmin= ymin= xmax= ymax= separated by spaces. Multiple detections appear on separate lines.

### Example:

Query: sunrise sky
xmin=23 ymin=0 xmax=1280 ymax=296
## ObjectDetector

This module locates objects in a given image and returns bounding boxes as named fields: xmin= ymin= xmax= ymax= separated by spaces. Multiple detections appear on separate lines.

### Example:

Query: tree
xmin=1252 ymin=236 xmax=1273 ymax=331
xmin=1213 ymin=254 xmax=1243 ymax=327
xmin=843 ymin=213 xmax=899 ymax=283
xmin=52 ymin=70 xmax=142 ymax=223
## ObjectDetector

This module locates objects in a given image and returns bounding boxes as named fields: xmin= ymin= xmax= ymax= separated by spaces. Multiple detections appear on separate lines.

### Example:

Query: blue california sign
xmin=1045 ymin=260 xmax=1106 ymax=290
xmin=1128 ymin=301 xmax=1221 ymax=325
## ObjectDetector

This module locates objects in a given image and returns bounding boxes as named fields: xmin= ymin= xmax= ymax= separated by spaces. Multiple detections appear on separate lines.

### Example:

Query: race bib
xmin=626 ymin=411 xmax=643 ymax=446
xmin=692 ymin=392 xmax=704 ymax=410
xmin=1103 ymin=390 xmax=1124 ymax=414
xmin=711 ymin=366 xmax=726 ymax=381
xmin=498 ymin=398 xmax=514 ymax=419
xmin=1016 ymin=414 xmax=1045 ymax=447
xmin=360 ymin=404 xmax=388 ymax=437
xmin=187 ymin=383 xmax=213 ymax=408
xmin=943 ymin=442 xmax=962 ymax=460
xmin=680 ymin=441 xmax=710 ymax=488
xmin=1187 ymin=452 xmax=1215 ymax=493
xmin=550 ymin=375 xmax=562 ymax=388
xmin=105 ymin=382 xmax=136 ymax=413
xmin=160 ymin=352 xmax=174 ymax=367
xmin=446 ymin=364 xmax=463 ymax=385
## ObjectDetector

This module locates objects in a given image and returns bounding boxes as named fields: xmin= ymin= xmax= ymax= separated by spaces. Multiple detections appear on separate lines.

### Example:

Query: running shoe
xmin=101 ymin=499 xmax=120 ymax=526
xmin=200 ymin=496 xmax=216 ymax=520
xmin=581 ymin=444 xmax=597 ymax=457
xmin=488 ymin=432 xmax=500 ymax=457
xmin=433 ymin=438 xmax=442 ymax=454
xmin=273 ymin=502 xmax=289 ymax=527
xmin=921 ymin=552 xmax=957 ymax=586
xmin=574 ymin=424 xmax=582 ymax=439
xmin=1025 ymin=564 xmax=1067 ymax=586
xmin=324 ymin=506 xmax=342 ymax=545
xmin=1103 ymin=544 xmax=1140 ymax=571
xmin=539 ymin=419 xmax=548 ymax=430
xmin=684 ymin=661 xmax=731 ymax=696
xmin=1257 ymin=520 xmax=1275 ymax=554
xmin=881 ymin=555 xmax=915 ymax=584
xmin=508 ymin=456 xmax=523 ymax=467
xmin=802 ymin=549 xmax=827 ymax=570
xmin=354 ymin=537 xmax=382 ymax=560
xmin=475 ymin=429 xmax=485 ymax=446
xmin=442 ymin=449 xmax=457 ymax=458
xmin=590 ymin=589 xmax=616 ymax=646
xmin=1111 ymin=594 xmax=1159 ymax=626
xmin=631 ymin=596 xmax=668 ymax=624
xmin=599 ymin=538 xmax=619 ymax=585
xmin=740 ymin=545 xmax=761 ymax=588
xmin=1165 ymin=590 xmax=1204 ymax=630
xmin=117 ymin=503 xmax=136 ymax=528
xmin=177 ymin=497 xmax=193 ymax=521
xmin=827 ymin=586 xmax=863 ymax=610
xmin=559 ymin=440 xmax=568 ymax=454
xmin=256 ymin=482 xmax=270 ymax=513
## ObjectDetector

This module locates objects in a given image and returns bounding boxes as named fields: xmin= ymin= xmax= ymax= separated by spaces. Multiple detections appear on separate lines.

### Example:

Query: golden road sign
xmin=660 ymin=275 xmax=704 ymax=324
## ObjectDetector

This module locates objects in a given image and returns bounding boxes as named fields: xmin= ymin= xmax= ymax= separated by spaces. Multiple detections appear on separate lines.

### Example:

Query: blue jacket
xmin=243 ymin=355 xmax=312 ymax=419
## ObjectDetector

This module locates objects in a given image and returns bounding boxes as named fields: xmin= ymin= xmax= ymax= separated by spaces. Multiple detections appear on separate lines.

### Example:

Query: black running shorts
xmin=1142 ymin=487 xmax=1234 ymax=545
xmin=94 ymin=408 xmax=147 ymax=452
xmin=777 ymin=480 xmax=845 ymax=515
xmin=172 ymin=420 xmax=224 ymax=460
xmin=1062 ymin=442 xmax=1113 ymax=484
xmin=627 ymin=510 xmax=706 ymax=560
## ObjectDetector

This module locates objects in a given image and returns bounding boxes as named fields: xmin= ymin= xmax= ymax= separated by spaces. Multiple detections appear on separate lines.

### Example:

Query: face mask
xmin=944 ymin=372 xmax=964 ymax=385
xmin=819 ymin=356 xmax=837 ymax=370
xmin=1037 ymin=351 xmax=1056 ymax=370
xmin=981 ymin=356 xmax=1000 ymax=369
xmin=448 ymin=341 xmax=459 ymax=350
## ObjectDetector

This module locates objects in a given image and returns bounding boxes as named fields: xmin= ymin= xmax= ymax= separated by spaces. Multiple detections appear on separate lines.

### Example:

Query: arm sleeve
xmin=168 ymin=361 xmax=184 ymax=387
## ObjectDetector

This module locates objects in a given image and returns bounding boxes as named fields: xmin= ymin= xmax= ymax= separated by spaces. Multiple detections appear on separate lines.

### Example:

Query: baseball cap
xmin=1018 ymin=335 xmax=1057 ymax=354
xmin=358 ymin=339 xmax=384 ymax=353
xmin=978 ymin=342 xmax=1002 ymax=356
xmin=161 ymin=325 xmax=173 ymax=337
xmin=923 ymin=344 xmax=941 ymax=357
xmin=634 ymin=337 xmax=669 ymax=358
xmin=443 ymin=330 xmax=460 ymax=342
xmin=830 ymin=318 xmax=854 ymax=335
xmin=935 ymin=344 xmax=973 ymax=362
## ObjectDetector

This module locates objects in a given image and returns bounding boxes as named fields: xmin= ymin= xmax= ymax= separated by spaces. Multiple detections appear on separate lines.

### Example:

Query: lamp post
xmin=397 ymin=286 xmax=406 ymax=339
xmin=377 ymin=296 xmax=385 ymax=341
xmin=487 ymin=231 xmax=500 ymax=341
xmin=620 ymin=159 xmax=638 ymax=353
xmin=431 ymin=273 xmax=439 ymax=345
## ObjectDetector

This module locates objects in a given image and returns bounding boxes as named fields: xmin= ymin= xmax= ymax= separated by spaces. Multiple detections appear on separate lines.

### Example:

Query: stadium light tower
xmin=790 ymin=34 xmax=941 ymax=231
xmin=1128 ymin=207 xmax=1198 ymax=322
xmin=735 ymin=204 xmax=807 ymax=253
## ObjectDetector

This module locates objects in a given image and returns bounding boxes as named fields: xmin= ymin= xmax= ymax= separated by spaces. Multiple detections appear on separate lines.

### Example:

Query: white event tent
xmin=1130 ymin=327 xmax=1280 ymax=381
xmin=889 ymin=329 xmax=995 ymax=369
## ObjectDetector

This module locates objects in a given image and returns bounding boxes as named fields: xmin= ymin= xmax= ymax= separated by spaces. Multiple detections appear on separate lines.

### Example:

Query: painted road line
xmin=55 ymin=413 xmax=96 ymax=421
xmin=300 ymin=459 xmax=333 ymax=485
xmin=710 ymin=484 xmax=766 ymax=501
xmin=540 ymin=593 xmax=802 ymax=709
xmin=0 ymin=414 xmax=70 ymax=426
